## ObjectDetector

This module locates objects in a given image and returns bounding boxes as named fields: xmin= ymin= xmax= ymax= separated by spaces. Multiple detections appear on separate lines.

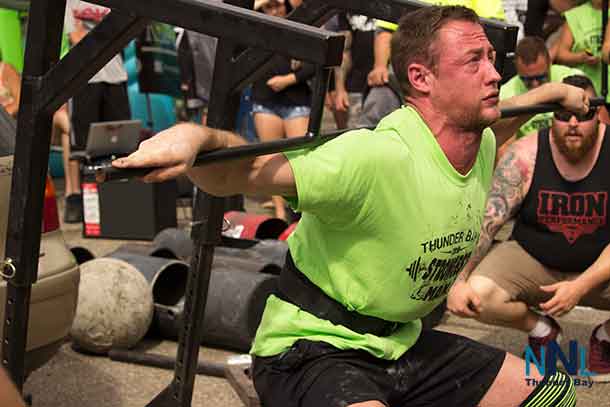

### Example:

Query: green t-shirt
xmin=250 ymin=106 xmax=496 ymax=360
xmin=499 ymin=64 xmax=583 ymax=138
xmin=564 ymin=2 xmax=607 ymax=100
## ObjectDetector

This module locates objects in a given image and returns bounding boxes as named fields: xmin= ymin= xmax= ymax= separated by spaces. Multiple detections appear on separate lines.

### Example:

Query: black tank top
xmin=512 ymin=127 xmax=610 ymax=273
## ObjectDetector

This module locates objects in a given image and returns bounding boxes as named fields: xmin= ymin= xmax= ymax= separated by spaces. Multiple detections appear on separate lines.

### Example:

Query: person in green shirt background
xmin=0 ymin=8 xmax=24 ymax=73
xmin=557 ymin=0 xmax=608 ymax=104
xmin=499 ymin=36 xmax=582 ymax=153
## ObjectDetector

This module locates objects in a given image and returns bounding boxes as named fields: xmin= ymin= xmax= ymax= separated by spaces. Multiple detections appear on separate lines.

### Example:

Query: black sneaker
xmin=64 ymin=193 xmax=83 ymax=223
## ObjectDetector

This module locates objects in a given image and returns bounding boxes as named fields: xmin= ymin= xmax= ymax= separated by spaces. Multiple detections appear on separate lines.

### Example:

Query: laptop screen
xmin=85 ymin=120 xmax=142 ymax=159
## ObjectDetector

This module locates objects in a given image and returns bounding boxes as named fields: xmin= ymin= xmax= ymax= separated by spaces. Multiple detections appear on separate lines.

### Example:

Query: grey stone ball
xmin=71 ymin=258 xmax=154 ymax=354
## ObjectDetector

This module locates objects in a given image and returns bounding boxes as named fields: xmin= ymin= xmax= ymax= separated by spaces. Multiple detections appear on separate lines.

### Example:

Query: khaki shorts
xmin=472 ymin=240 xmax=610 ymax=310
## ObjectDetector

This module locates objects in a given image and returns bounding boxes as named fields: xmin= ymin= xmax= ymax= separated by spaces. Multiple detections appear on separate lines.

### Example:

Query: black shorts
xmin=252 ymin=329 xmax=506 ymax=407
xmin=69 ymin=82 xmax=131 ymax=151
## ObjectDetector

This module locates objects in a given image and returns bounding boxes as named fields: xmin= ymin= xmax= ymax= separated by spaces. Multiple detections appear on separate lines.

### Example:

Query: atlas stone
xmin=70 ymin=258 xmax=154 ymax=354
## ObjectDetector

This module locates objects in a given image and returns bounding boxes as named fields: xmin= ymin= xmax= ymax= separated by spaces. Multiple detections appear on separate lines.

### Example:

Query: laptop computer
xmin=85 ymin=119 xmax=142 ymax=160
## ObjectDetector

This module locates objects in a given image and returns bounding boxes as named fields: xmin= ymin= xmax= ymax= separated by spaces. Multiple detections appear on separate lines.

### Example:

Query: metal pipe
xmin=108 ymin=349 xmax=227 ymax=378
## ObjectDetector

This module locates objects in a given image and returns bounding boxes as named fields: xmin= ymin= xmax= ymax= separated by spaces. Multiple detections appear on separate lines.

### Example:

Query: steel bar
xmin=92 ymin=97 xmax=606 ymax=183
xmin=2 ymin=0 xmax=66 ymax=390
xmin=108 ymin=349 xmax=226 ymax=378
xmin=499 ymin=96 xmax=606 ymax=118
xmin=84 ymin=0 xmax=343 ymax=67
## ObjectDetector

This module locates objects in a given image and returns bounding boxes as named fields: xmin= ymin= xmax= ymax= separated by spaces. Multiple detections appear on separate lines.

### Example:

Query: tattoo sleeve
xmin=457 ymin=144 xmax=535 ymax=281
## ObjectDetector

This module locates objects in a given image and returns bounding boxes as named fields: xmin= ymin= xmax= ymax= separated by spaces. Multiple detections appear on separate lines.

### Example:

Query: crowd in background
xmin=0 ymin=0 xmax=609 ymax=222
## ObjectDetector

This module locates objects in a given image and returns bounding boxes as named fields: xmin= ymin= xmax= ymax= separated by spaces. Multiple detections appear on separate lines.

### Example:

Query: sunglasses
xmin=554 ymin=107 xmax=598 ymax=122
xmin=520 ymin=73 xmax=549 ymax=86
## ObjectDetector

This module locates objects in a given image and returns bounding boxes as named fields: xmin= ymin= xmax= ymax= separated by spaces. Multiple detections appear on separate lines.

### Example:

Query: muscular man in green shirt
xmin=115 ymin=6 xmax=588 ymax=407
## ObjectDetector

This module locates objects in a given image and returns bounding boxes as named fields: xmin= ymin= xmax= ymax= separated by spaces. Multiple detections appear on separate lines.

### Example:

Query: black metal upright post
xmin=1 ymin=0 xmax=66 ymax=389
xmin=146 ymin=2 xmax=252 ymax=405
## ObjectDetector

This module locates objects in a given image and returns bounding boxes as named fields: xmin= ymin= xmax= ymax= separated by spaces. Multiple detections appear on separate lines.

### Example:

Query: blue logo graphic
xmin=524 ymin=340 xmax=596 ymax=377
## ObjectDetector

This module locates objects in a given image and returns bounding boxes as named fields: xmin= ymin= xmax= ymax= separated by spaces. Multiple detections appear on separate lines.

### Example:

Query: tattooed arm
xmin=457 ymin=134 xmax=538 ymax=282
xmin=448 ymin=134 xmax=537 ymax=318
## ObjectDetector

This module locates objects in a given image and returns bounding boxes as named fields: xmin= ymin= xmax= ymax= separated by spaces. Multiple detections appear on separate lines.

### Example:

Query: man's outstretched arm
xmin=491 ymin=82 xmax=588 ymax=148
xmin=112 ymin=122 xmax=297 ymax=197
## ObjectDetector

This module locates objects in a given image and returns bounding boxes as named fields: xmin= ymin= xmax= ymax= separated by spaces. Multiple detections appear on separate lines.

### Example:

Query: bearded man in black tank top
xmin=449 ymin=74 xmax=610 ymax=382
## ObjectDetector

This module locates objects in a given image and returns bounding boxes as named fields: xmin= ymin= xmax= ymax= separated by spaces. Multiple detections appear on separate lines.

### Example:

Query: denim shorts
xmin=252 ymin=102 xmax=310 ymax=120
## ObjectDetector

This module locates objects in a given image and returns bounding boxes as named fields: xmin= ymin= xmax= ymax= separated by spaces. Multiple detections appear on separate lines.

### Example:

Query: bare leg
xmin=331 ymin=107 xmax=348 ymax=130
xmin=68 ymin=160 xmax=81 ymax=194
xmin=347 ymin=402 xmax=385 ymax=407
xmin=54 ymin=106 xmax=81 ymax=197
xmin=254 ymin=112 xmax=286 ymax=220
xmin=284 ymin=115 xmax=309 ymax=139
xmin=56 ymin=112 xmax=81 ymax=196
xmin=0 ymin=368 xmax=25 ymax=407
xmin=479 ymin=353 xmax=543 ymax=407
xmin=469 ymin=275 xmax=540 ymax=332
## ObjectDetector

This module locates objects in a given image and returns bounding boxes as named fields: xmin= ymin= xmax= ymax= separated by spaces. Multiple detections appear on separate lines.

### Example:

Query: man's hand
xmin=334 ymin=89 xmax=350 ymax=112
xmin=539 ymin=281 xmax=587 ymax=317
xmin=367 ymin=65 xmax=389 ymax=87
xmin=447 ymin=280 xmax=482 ymax=318
xmin=113 ymin=123 xmax=208 ymax=183
xmin=578 ymin=52 xmax=600 ymax=66
xmin=558 ymin=83 xmax=589 ymax=115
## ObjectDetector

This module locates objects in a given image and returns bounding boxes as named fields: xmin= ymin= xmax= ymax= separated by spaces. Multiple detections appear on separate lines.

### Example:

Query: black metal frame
xmin=3 ymin=1 xmax=518 ymax=406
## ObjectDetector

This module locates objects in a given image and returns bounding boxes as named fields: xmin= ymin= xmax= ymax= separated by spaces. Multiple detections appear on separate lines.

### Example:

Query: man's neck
xmin=410 ymin=101 xmax=483 ymax=175
xmin=551 ymin=124 xmax=606 ymax=182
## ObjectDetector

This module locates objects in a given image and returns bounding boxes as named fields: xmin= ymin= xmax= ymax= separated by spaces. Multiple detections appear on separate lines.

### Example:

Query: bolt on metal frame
xmin=2 ymin=1 xmax=518 ymax=406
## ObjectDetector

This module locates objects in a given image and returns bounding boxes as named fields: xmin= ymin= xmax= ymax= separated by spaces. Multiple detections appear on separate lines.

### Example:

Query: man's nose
xmin=486 ymin=60 xmax=501 ymax=84
xmin=568 ymin=115 xmax=580 ymax=126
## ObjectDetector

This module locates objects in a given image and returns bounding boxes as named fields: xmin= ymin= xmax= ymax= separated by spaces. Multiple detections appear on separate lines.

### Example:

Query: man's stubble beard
xmin=552 ymin=125 xmax=598 ymax=164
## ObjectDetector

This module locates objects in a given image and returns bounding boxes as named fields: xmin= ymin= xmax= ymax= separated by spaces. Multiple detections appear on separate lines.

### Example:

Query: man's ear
xmin=407 ymin=63 xmax=432 ymax=94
